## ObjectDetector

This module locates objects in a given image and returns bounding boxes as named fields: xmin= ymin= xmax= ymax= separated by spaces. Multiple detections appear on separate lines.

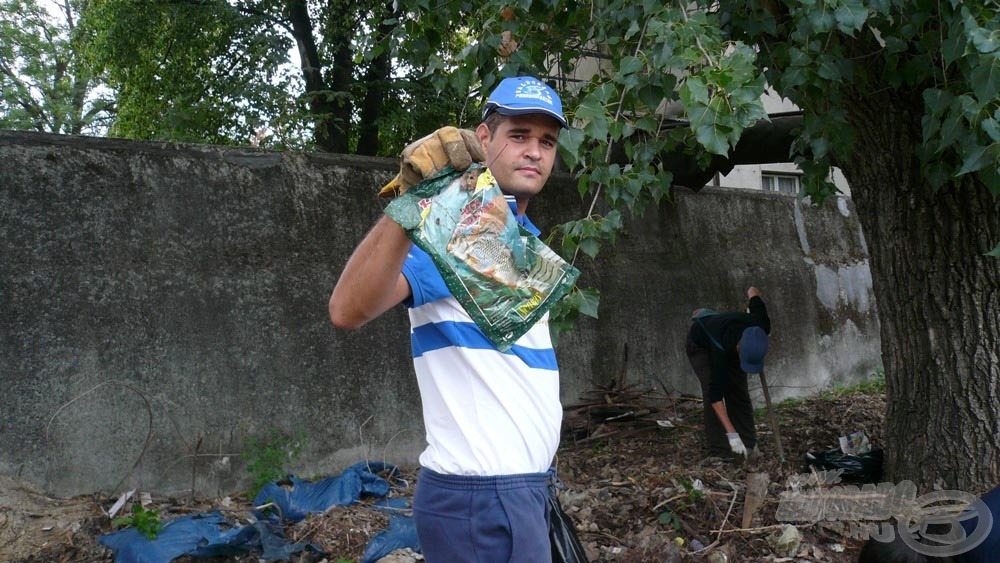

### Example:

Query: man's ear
xmin=475 ymin=123 xmax=491 ymax=147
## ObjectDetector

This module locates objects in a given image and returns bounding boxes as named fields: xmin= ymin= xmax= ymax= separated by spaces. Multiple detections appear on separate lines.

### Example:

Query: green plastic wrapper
xmin=385 ymin=164 xmax=580 ymax=352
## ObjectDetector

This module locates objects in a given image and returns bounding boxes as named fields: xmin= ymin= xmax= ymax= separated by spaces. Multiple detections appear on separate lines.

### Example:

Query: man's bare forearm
xmin=329 ymin=215 xmax=412 ymax=329
xmin=712 ymin=401 xmax=737 ymax=434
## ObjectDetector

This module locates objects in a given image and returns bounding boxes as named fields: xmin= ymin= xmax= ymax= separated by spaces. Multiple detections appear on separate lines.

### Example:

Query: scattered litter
xmin=108 ymin=489 xmax=135 ymax=519
xmin=767 ymin=524 xmax=802 ymax=557
xmin=839 ymin=430 xmax=872 ymax=455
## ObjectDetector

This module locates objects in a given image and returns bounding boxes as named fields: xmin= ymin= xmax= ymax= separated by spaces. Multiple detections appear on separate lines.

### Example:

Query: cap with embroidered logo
xmin=482 ymin=76 xmax=568 ymax=129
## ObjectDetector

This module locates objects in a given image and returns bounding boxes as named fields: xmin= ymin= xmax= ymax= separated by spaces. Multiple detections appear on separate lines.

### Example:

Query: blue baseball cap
xmin=738 ymin=326 xmax=769 ymax=374
xmin=483 ymin=76 xmax=569 ymax=129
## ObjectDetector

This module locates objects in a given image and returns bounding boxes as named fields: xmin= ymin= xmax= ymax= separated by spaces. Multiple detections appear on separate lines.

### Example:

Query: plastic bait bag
xmin=384 ymin=164 xmax=579 ymax=351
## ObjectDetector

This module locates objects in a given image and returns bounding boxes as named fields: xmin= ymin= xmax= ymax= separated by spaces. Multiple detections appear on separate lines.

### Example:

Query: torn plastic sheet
xmin=99 ymin=461 xmax=419 ymax=562
xmin=99 ymin=511 xmax=320 ymax=562
xmin=360 ymin=498 xmax=418 ymax=563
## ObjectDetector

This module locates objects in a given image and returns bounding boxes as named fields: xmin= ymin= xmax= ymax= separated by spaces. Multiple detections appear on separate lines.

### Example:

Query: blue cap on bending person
xmin=482 ymin=76 xmax=569 ymax=129
xmin=738 ymin=326 xmax=769 ymax=374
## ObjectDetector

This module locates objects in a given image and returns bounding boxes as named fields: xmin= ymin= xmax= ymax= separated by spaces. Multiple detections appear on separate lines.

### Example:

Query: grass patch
xmin=760 ymin=368 xmax=885 ymax=415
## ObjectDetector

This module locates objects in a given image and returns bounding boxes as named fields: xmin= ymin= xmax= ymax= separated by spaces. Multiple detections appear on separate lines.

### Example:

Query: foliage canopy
xmin=0 ymin=0 xmax=113 ymax=134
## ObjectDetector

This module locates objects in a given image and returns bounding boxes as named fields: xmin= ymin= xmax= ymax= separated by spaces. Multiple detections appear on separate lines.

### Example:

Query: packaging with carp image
xmin=384 ymin=164 xmax=580 ymax=351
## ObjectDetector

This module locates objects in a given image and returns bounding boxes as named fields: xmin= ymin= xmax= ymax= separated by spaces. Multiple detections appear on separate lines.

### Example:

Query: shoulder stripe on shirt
xmin=411 ymin=321 xmax=558 ymax=371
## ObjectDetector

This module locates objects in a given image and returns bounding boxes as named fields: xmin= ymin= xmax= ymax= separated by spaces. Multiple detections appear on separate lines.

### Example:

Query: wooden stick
xmin=742 ymin=472 xmax=770 ymax=528
xmin=712 ymin=523 xmax=794 ymax=534
xmin=758 ymin=369 xmax=786 ymax=462
xmin=714 ymin=486 xmax=739 ymax=540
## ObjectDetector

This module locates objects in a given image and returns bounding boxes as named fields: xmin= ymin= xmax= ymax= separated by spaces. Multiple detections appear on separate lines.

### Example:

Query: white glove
xmin=727 ymin=433 xmax=748 ymax=457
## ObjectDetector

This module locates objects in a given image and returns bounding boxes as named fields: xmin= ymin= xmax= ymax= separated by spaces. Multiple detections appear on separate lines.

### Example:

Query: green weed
xmin=242 ymin=428 xmax=306 ymax=496
xmin=112 ymin=504 xmax=163 ymax=540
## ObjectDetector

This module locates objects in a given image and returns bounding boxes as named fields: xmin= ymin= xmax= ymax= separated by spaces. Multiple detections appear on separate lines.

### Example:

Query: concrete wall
xmin=0 ymin=130 xmax=881 ymax=497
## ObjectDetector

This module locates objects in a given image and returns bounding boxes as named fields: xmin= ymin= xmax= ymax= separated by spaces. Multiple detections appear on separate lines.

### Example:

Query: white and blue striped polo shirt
xmin=400 ymin=197 xmax=562 ymax=476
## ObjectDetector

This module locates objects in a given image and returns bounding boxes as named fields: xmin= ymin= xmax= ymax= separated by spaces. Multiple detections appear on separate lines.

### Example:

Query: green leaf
xmin=578 ymin=237 xmax=601 ymax=258
xmin=969 ymin=56 xmax=1000 ymax=103
xmin=575 ymin=287 xmax=600 ymax=318
xmin=982 ymin=118 xmax=1000 ymax=142
xmin=576 ymin=174 xmax=592 ymax=199
xmin=938 ymin=111 xmax=965 ymax=150
xmin=680 ymin=76 xmax=709 ymax=106
xmin=987 ymin=242 xmax=1000 ymax=258
xmin=941 ymin=27 xmax=968 ymax=66
xmin=584 ymin=118 xmax=610 ymax=142
xmin=834 ymin=1 xmax=868 ymax=33
xmin=576 ymin=97 xmax=608 ymax=121
xmin=817 ymin=55 xmax=843 ymax=81
xmin=637 ymin=85 xmax=664 ymax=111
xmin=970 ymin=27 xmax=1000 ymax=54
xmin=956 ymin=145 xmax=991 ymax=176
xmin=624 ymin=20 xmax=642 ymax=40
xmin=695 ymin=123 xmax=730 ymax=156
xmin=620 ymin=55 xmax=644 ymax=76
xmin=807 ymin=9 xmax=835 ymax=33
xmin=558 ymin=128 xmax=586 ymax=169
xmin=923 ymin=89 xmax=954 ymax=116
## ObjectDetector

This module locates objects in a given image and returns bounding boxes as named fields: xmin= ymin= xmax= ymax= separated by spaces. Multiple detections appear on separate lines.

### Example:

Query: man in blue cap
xmin=687 ymin=286 xmax=771 ymax=460
xmin=330 ymin=76 xmax=569 ymax=562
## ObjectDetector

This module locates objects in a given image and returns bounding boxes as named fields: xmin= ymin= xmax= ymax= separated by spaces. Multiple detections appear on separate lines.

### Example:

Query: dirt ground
xmin=1 ymin=376 xmax=885 ymax=563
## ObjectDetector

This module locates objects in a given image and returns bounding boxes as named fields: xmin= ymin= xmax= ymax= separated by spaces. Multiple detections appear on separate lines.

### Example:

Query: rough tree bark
xmin=287 ymin=0 xmax=350 ymax=153
xmin=840 ymin=93 xmax=1000 ymax=494
xmin=355 ymin=2 xmax=395 ymax=156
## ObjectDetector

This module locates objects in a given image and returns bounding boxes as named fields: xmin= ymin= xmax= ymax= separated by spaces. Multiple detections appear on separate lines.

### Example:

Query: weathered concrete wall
xmin=0 ymin=130 xmax=881 ymax=497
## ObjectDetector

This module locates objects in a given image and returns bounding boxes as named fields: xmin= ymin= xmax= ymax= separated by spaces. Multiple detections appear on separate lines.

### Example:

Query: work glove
xmin=378 ymin=126 xmax=485 ymax=198
xmin=727 ymin=433 xmax=748 ymax=458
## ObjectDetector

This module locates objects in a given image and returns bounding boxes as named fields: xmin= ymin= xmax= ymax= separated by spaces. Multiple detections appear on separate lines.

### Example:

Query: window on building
xmin=762 ymin=174 xmax=801 ymax=195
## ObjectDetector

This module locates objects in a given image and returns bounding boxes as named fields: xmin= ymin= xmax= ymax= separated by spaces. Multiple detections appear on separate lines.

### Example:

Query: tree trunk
xmin=355 ymin=3 xmax=395 ymax=156
xmin=843 ymin=97 xmax=1000 ymax=494
xmin=287 ymin=0 xmax=349 ymax=153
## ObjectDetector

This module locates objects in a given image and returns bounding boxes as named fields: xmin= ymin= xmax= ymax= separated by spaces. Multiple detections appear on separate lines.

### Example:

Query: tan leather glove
xmin=378 ymin=126 xmax=485 ymax=198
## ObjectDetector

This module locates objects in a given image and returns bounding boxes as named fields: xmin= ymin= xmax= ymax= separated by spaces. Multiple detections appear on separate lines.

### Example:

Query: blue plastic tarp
xmin=98 ymin=512 xmax=302 ymax=563
xmin=99 ymin=461 xmax=421 ymax=562
xmin=253 ymin=461 xmax=395 ymax=522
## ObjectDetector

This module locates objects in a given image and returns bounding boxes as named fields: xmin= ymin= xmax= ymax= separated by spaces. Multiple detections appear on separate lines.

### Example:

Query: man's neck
xmin=503 ymin=194 xmax=529 ymax=216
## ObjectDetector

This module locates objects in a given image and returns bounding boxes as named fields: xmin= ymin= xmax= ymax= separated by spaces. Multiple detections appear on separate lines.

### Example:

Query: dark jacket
xmin=689 ymin=296 xmax=771 ymax=402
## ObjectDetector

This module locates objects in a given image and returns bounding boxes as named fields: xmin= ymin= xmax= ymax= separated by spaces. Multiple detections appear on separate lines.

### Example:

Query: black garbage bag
xmin=549 ymin=487 xmax=589 ymax=563
xmin=805 ymin=447 xmax=884 ymax=483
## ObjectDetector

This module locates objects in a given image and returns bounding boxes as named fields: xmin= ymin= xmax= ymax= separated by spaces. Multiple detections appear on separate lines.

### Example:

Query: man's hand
xmin=747 ymin=286 xmax=761 ymax=299
xmin=727 ymin=433 xmax=748 ymax=457
xmin=378 ymin=127 xmax=485 ymax=198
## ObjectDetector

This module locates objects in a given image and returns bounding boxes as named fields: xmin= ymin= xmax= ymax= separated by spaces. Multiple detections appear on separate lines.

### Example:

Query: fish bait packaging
xmin=384 ymin=164 xmax=580 ymax=352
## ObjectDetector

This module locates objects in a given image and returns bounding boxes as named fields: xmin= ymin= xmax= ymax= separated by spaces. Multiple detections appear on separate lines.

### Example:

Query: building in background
xmin=715 ymin=89 xmax=852 ymax=197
